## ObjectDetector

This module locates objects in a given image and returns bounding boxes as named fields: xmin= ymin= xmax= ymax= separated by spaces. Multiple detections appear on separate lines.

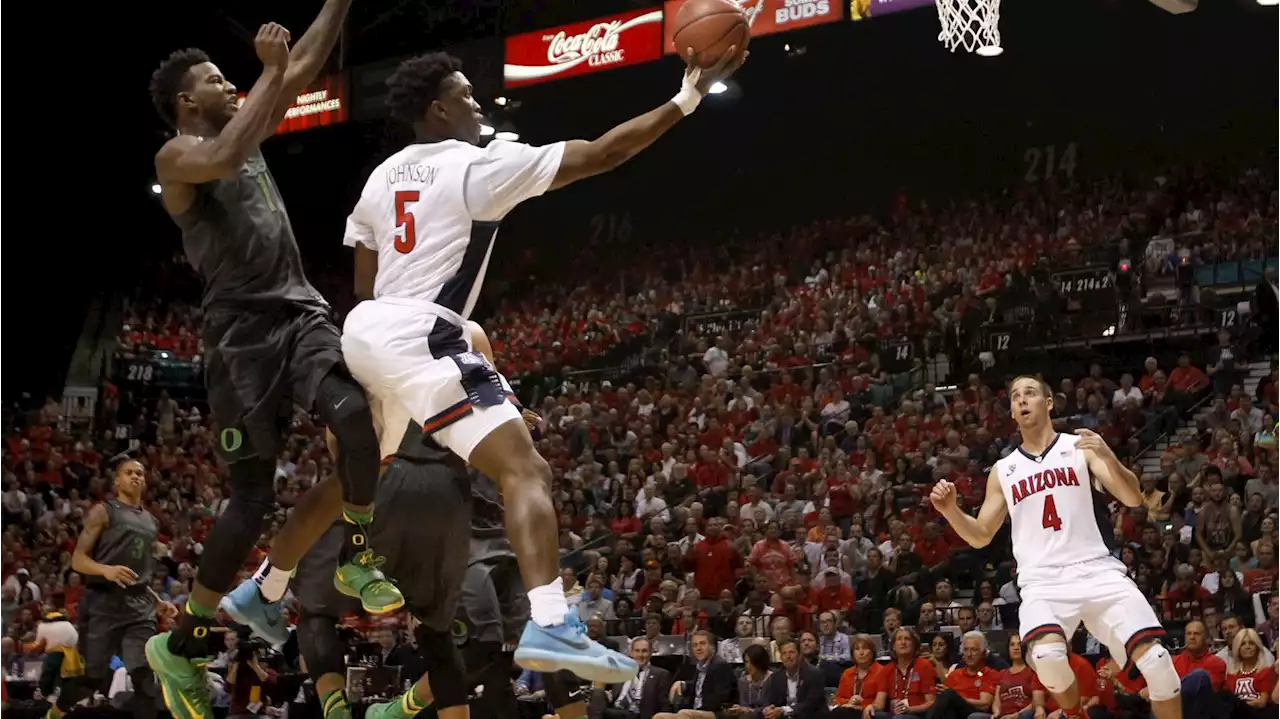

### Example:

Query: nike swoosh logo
xmin=542 ymin=628 xmax=591 ymax=651
xmin=333 ymin=397 xmax=348 ymax=411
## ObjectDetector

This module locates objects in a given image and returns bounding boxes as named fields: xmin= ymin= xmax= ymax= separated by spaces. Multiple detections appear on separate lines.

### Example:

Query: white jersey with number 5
xmin=343 ymin=139 xmax=565 ymax=319
xmin=995 ymin=433 xmax=1117 ymax=574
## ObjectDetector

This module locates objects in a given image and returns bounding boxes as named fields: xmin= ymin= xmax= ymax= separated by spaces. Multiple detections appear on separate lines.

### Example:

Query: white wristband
xmin=671 ymin=86 xmax=703 ymax=116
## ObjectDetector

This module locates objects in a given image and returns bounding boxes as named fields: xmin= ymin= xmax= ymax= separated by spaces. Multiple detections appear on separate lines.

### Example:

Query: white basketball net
xmin=936 ymin=0 xmax=1003 ymax=56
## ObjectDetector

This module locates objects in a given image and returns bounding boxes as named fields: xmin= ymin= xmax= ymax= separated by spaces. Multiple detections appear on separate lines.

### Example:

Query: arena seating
xmin=3 ymin=162 xmax=1276 ymax=717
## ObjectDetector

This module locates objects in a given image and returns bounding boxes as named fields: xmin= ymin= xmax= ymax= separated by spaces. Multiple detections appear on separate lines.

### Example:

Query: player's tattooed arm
xmin=156 ymin=24 xmax=291 ymax=187
xmin=1074 ymin=429 xmax=1142 ymax=507
xmin=930 ymin=467 xmax=1008 ymax=548
xmin=263 ymin=0 xmax=354 ymax=141
xmin=71 ymin=504 xmax=138 ymax=588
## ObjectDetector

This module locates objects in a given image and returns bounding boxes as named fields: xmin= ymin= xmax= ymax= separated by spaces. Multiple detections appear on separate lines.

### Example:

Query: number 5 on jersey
xmin=394 ymin=190 xmax=420 ymax=254
xmin=1042 ymin=495 xmax=1063 ymax=532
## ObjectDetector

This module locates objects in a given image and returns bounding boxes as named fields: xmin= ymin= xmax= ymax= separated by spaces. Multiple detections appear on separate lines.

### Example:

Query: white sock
xmin=527 ymin=580 xmax=569 ymax=627
xmin=253 ymin=559 xmax=292 ymax=603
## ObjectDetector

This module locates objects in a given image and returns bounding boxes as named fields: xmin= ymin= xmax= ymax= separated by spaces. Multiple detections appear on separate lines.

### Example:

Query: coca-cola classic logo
xmin=505 ymin=9 xmax=664 ymax=86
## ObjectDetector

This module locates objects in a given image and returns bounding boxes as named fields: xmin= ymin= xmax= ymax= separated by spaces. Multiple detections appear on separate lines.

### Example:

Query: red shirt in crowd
xmin=944 ymin=663 xmax=993 ymax=703
xmin=879 ymin=657 xmax=937 ymax=708
xmin=1164 ymin=584 xmax=1213 ymax=621
xmin=1243 ymin=566 xmax=1276 ymax=594
xmin=1172 ymin=649 xmax=1226 ymax=691
xmin=995 ymin=665 xmax=1038 ymax=714
xmin=834 ymin=663 xmax=885 ymax=707
xmin=808 ymin=583 xmax=855 ymax=615
xmin=1225 ymin=666 xmax=1277 ymax=704
xmin=682 ymin=534 xmax=742 ymax=598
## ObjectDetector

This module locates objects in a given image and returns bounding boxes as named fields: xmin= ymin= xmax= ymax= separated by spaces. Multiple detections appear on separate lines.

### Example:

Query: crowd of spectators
xmin=1 ymin=161 xmax=1276 ymax=718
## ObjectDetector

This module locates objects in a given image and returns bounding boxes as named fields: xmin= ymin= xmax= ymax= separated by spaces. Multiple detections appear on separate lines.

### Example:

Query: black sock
xmin=166 ymin=606 xmax=215 ymax=659
xmin=338 ymin=507 xmax=373 ymax=566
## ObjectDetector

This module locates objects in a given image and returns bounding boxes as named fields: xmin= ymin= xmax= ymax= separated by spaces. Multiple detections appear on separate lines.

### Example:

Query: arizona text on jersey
xmin=995 ymin=433 xmax=1117 ymax=572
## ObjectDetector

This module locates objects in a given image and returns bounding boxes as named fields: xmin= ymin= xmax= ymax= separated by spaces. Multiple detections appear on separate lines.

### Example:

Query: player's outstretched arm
xmin=1074 ymin=429 xmax=1142 ymax=507
xmin=547 ymin=48 xmax=746 ymax=191
xmin=929 ymin=468 xmax=1008 ymax=548
xmin=156 ymin=24 xmax=292 ymax=186
xmin=262 ymin=0 xmax=354 ymax=141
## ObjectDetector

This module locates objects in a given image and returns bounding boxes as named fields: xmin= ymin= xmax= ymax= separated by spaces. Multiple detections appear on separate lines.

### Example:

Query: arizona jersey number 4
xmin=394 ymin=190 xmax=420 ymax=254
xmin=1042 ymin=495 xmax=1063 ymax=532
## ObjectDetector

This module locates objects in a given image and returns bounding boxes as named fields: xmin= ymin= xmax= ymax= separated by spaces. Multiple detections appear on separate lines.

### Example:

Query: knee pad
xmin=1135 ymin=643 xmax=1181 ymax=702
xmin=318 ymin=375 xmax=380 ymax=505
xmin=1028 ymin=642 xmax=1075 ymax=694
xmin=318 ymin=374 xmax=375 ymax=443
xmin=296 ymin=611 xmax=348 ymax=681
xmin=415 ymin=625 xmax=470 ymax=709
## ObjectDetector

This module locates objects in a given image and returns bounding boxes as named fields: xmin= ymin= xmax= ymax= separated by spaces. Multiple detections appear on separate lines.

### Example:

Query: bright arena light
xmin=708 ymin=82 xmax=728 ymax=95
xmin=495 ymin=130 xmax=520 ymax=141
xmin=494 ymin=96 xmax=509 ymax=107
xmin=480 ymin=123 xmax=495 ymax=137
xmin=1259 ymin=0 xmax=1278 ymax=6
xmin=151 ymin=184 xmax=162 ymax=195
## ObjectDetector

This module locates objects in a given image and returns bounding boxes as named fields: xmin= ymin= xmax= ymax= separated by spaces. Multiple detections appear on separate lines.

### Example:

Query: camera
xmin=237 ymin=635 xmax=270 ymax=662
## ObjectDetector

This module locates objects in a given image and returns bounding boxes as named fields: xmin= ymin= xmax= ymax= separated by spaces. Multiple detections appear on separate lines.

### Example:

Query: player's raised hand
xmin=929 ymin=479 xmax=958 ymax=512
xmin=255 ymin=22 xmax=292 ymax=69
xmin=1073 ymin=428 xmax=1112 ymax=456
xmin=684 ymin=45 xmax=749 ymax=96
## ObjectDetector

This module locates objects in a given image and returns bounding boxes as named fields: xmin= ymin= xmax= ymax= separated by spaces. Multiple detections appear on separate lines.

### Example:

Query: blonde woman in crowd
xmin=1224 ymin=628 xmax=1277 ymax=717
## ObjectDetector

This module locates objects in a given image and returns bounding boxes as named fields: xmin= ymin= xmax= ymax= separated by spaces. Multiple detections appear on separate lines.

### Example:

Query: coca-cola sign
xmin=662 ymin=0 xmax=839 ymax=54
xmin=504 ymin=8 xmax=665 ymax=88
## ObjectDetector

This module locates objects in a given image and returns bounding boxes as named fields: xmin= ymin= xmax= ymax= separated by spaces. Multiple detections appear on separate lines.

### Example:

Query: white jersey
xmin=995 ymin=433 xmax=1116 ymax=574
xmin=343 ymin=139 xmax=566 ymax=319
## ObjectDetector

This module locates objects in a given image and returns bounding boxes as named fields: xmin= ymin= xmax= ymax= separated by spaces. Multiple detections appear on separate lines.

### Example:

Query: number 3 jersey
xmin=343 ymin=139 xmax=565 ymax=319
xmin=87 ymin=500 xmax=158 ymax=594
xmin=995 ymin=433 xmax=1118 ymax=575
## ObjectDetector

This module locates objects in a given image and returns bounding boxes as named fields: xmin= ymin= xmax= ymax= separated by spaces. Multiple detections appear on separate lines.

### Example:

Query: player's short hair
xmin=385 ymin=52 xmax=464 ymax=124
xmin=150 ymin=48 xmax=212 ymax=127
xmin=1008 ymin=374 xmax=1051 ymax=396
xmin=113 ymin=458 xmax=144 ymax=476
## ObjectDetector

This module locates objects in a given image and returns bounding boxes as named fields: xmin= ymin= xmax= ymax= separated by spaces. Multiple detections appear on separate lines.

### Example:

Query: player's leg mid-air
xmin=930 ymin=375 xmax=1182 ymax=719
xmin=334 ymin=31 xmax=744 ymax=684
xmin=141 ymin=4 xmax=405 ymax=718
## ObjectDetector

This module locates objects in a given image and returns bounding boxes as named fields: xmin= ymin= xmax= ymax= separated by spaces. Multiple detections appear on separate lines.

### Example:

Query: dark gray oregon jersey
xmin=171 ymin=147 xmax=323 ymax=311
xmin=87 ymin=501 xmax=158 ymax=593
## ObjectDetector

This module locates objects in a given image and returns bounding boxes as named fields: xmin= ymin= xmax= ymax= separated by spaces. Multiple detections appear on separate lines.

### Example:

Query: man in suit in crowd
xmin=589 ymin=636 xmax=673 ymax=719
xmin=759 ymin=639 xmax=828 ymax=718
xmin=654 ymin=630 xmax=736 ymax=719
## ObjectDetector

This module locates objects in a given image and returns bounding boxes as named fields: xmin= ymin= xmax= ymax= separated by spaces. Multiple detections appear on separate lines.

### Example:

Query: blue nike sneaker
xmin=513 ymin=613 xmax=638 ymax=684
xmin=220 ymin=580 xmax=289 ymax=646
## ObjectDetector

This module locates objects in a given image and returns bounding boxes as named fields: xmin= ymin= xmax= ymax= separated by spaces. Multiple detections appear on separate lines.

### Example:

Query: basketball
xmin=671 ymin=0 xmax=750 ymax=69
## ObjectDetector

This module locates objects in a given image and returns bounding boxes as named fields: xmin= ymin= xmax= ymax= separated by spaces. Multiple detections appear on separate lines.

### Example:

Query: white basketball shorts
xmin=1017 ymin=555 xmax=1165 ymax=667
xmin=341 ymin=297 xmax=521 ymax=462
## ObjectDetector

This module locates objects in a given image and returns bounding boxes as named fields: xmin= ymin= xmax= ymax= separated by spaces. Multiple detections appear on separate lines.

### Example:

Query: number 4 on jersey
xmin=394 ymin=190 xmax=420 ymax=254
xmin=1042 ymin=495 xmax=1063 ymax=532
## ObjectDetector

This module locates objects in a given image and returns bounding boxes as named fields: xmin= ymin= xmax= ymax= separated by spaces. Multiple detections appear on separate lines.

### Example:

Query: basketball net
xmin=936 ymin=0 xmax=1003 ymax=56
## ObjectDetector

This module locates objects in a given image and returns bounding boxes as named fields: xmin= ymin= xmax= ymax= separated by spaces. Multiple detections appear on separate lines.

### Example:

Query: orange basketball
xmin=671 ymin=0 xmax=750 ymax=69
